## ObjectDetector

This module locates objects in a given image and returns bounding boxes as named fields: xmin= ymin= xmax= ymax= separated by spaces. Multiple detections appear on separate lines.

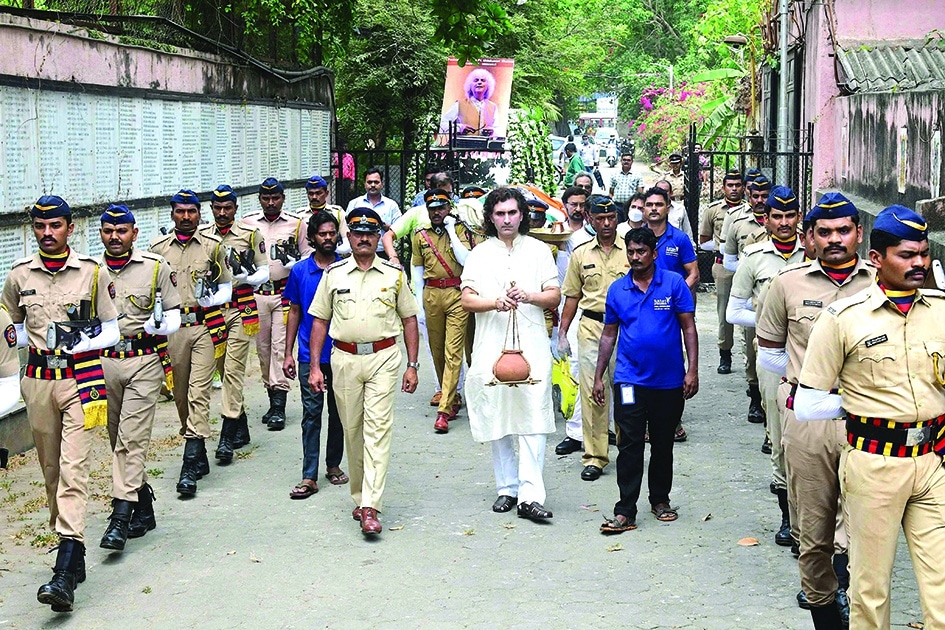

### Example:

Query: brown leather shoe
xmin=429 ymin=391 xmax=441 ymax=407
xmin=434 ymin=412 xmax=450 ymax=434
xmin=360 ymin=507 xmax=382 ymax=535
xmin=447 ymin=403 xmax=461 ymax=420
xmin=352 ymin=506 xmax=362 ymax=521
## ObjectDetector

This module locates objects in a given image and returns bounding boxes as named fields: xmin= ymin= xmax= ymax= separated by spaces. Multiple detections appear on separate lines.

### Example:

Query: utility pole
xmin=777 ymin=0 xmax=790 ymax=177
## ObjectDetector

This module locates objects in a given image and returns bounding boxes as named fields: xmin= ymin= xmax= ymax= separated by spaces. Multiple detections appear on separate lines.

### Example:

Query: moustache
xmin=906 ymin=268 xmax=926 ymax=277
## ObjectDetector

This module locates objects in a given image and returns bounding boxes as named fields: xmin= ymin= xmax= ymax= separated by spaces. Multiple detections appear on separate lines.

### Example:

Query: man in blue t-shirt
xmin=643 ymin=186 xmax=699 ymax=293
xmin=592 ymin=227 xmax=699 ymax=533
xmin=282 ymin=211 xmax=347 ymax=499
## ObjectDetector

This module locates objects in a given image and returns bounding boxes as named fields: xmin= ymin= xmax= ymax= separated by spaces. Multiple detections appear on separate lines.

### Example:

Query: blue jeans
xmin=297 ymin=362 xmax=344 ymax=480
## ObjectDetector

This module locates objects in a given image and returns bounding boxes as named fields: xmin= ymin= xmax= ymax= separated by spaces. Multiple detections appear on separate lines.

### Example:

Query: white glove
xmin=245 ymin=266 xmax=270 ymax=288
xmin=417 ymin=307 xmax=426 ymax=328
xmin=232 ymin=272 xmax=249 ymax=285
xmin=197 ymin=293 xmax=216 ymax=308
xmin=443 ymin=215 xmax=457 ymax=229
xmin=550 ymin=337 xmax=561 ymax=361
xmin=700 ymin=240 xmax=717 ymax=252
xmin=556 ymin=334 xmax=571 ymax=358
xmin=64 ymin=331 xmax=92 ymax=355
xmin=144 ymin=309 xmax=181 ymax=336
xmin=283 ymin=257 xmax=299 ymax=270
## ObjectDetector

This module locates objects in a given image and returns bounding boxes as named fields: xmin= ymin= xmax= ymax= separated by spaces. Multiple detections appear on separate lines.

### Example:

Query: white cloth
xmin=345 ymin=194 xmax=402 ymax=252
xmin=492 ymin=434 xmax=547 ymax=504
xmin=794 ymin=386 xmax=844 ymax=422
xmin=461 ymin=235 xmax=558 ymax=442
xmin=565 ymin=309 xmax=583 ymax=441
xmin=144 ymin=308 xmax=181 ymax=336
xmin=580 ymin=142 xmax=598 ymax=167
xmin=0 ymin=373 xmax=20 ymax=415
xmin=723 ymin=253 xmax=739 ymax=272
xmin=668 ymin=201 xmax=695 ymax=245
xmin=726 ymin=295 xmax=755 ymax=327
xmin=758 ymin=346 xmax=789 ymax=377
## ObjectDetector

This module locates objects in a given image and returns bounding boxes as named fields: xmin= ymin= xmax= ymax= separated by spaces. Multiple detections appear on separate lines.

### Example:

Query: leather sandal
xmin=325 ymin=469 xmax=349 ymax=485
xmin=517 ymin=501 xmax=553 ymax=521
xmin=651 ymin=503 xmax=678 ymax=522
xmin=492 ymin=495 xmax=518 ymax=513
xmin=600 ymin=514 xmax=637 ymax=534
xmin=289 ymin=480 xmax=318 ymax=500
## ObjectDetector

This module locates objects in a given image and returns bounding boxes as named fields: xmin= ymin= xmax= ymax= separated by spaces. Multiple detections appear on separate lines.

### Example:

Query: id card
xmin=620 ymin=384 xmax=635 ymax=405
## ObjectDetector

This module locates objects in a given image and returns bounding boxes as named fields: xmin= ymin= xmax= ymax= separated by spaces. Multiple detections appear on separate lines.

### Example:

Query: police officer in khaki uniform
xmin=698 ymin=169 xmax=745 ymax=374
xmin=723 ymin=174 xmax=773 ymax=424
xmin=308 ymin=208 xmax=420 ymax=537
xmin=756 ymin=193 xmax=873 ymax=627
xmin=725 ymin=187 xmax=804 ymax=550
xmin=297 ymin=175 xmax=350 ymax=255
xmin=658 ymin=153 xmax=685 ymax=202
xmin=797 ymin=205 xmax=945 ymax=630
xmin=0 ymin=306 xmax=20 ymax=416
xmin=243 ymin=177 xmax=312 ymax=429
xmin=98 ymin=205 xmax=182 ymax=551
xmin=201 ymin=185 xmax=269 ymax=460
xmin=1 ymin=195 xmax=120 ymax=612
xmin=150 ymin=189 xmax=232 ymax=497
xmin=558 ymin=196 xmax=628 ymax=482
xmin=411 ymin=188 xmax=479 ymax=434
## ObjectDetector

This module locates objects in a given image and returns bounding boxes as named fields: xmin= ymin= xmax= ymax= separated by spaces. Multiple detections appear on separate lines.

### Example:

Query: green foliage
xmin=430 ymin=0 xmax=512 ymax=66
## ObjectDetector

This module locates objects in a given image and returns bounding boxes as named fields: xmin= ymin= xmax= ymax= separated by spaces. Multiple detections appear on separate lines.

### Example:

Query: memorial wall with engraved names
xmin=0 ymin=85 xmax=330 ymax=285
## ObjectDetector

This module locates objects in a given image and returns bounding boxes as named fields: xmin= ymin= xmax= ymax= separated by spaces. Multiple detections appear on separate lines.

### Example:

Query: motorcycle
xmin=605 ymin=143 xmax=618 ymax=168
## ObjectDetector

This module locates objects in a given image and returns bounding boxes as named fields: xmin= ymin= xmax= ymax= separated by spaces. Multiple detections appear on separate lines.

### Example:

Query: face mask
xmin=629 ymin=209 xmax=644 ymax=223
xmin=585 ymin=223 xmax=596 ymax=236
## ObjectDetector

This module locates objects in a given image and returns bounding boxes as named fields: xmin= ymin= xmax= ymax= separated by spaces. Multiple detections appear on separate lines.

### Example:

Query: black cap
xmin=346 ymin=208 xmax=383 ymax=233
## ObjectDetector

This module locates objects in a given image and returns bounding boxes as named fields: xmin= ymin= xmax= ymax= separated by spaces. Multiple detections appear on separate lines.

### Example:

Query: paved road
xmin=0 ymin=296 xmax=925 ymax=629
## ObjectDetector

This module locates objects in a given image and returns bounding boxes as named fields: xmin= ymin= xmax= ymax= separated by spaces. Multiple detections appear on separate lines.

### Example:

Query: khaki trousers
xmin=167 ymin=324 xmax=215 ymax=438
xmin=218 ymin=306 xmax=253 ymax=418
xmin=423 ymin=286 xmax=467 ymax=414
xmin=743 ymin=326 xmax=757 ymax=384
xmin=330 ymin=344 xmax=401 ymax=511
xmin=712 ymin=262 xmax=734 ymax=351
xmin=578 ymin=316 xmax=612 ymax=469
xmin=103 ymin=354 xmax=165 ymax=501
xmin=841 ymin=448 xmax=945 ymax=630
xmin=255 ymin=292 xmax=289 ymax=391
xmin=781 ymin=381 xmax=848 ymax=607
xmin=758 ymin=361 xmax=785 ymax=489
xmin=21 ymin=377 xmax=90 ymax=542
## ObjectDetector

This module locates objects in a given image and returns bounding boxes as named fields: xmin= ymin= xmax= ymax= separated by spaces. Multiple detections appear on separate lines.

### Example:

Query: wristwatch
xmin=406 ymin=361 xmax=420 ymax=369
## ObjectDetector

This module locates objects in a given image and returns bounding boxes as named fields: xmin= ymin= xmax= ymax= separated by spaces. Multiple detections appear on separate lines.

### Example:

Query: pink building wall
xmin=801 ymin=0 xmax=945 ymax=202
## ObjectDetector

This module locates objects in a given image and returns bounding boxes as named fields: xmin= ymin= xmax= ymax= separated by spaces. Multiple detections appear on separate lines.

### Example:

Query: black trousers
xmin=612 ymin=384 xmax=684 ymax=519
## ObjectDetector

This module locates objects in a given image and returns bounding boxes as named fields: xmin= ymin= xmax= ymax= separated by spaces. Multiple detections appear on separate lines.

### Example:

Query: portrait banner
xmin=437 ymin=58 xmax=514 ymax=148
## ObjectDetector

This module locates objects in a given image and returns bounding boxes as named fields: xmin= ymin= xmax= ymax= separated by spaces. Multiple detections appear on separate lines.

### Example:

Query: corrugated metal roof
xmin=837 ymin=43 xmax=945 ymax=93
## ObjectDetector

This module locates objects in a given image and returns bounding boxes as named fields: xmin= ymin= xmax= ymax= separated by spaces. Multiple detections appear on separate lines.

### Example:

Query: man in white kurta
xmin=461 ymin=187 xmax=561 ymax=522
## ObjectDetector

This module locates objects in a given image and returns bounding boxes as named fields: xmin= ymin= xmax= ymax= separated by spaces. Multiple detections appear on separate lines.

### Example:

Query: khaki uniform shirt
xmin=149 ymin=231 xmax=231 ymax=310
xmin=756 ymin=257 xmax=874 ymax=383
xmin=410 ymin=224 xmax=478 ymax=280
xmin=309 ymin=256 xmax=419 ymax=343
xmin=660 ymin=170 xmax=685 ymax=200
xmin=101 ymin=249 xmax=182 ymax=338
xmin=700 ymin=199 xmax=745 ymax=248
xmin=199 ymin=221 xmax=268 ymax=287
xmin=561 ymin=237 xmax=630 ymax=313
xmin=724 ymin=214 xmax=768 ymax=257
xmin=242 ymin=211 xmax=313 ymax=283
xmin=1 ymin=250 xmax=119 ymax=349
xmin=720 ymin=203 xmax=753 ymax=253
xmin=0 ymin=306 xmax=20 ymax=378
xmin=730 ymin=239 xmax=806 ymax=313
xmin=800 ymin=283 xmax=945 ymax=423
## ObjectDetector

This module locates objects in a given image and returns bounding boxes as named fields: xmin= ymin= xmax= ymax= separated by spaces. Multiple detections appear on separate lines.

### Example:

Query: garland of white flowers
xmin=507 ymin=109 xmax=557 ymax=195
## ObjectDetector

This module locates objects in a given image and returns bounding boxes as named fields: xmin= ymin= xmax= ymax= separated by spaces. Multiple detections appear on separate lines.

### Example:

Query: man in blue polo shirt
xmin=643 ymin=186 xmax=699 ymax=293
xmin=282 ymin=211 xmax=347 ymax=499
xmin=592 ymin=227 xmax=699 ymax=533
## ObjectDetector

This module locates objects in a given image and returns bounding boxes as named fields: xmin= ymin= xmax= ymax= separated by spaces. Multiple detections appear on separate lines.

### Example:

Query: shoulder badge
xmin=381 ymin=259 xmax=402 ymax=270
xmin=107 ymin=282 xmax=117 ymax=299
xmin=325 ymin=259 xmax=348 ymax=273
xmin=4 ymin=324 xmax=16 ymax=348
xmin=170 ymin=271 xmax=178 ymax=287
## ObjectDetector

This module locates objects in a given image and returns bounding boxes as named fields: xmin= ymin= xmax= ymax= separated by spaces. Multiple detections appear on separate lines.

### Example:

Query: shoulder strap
xmin=419 ymin=229 xmax=456 ymax=279
xmin=91 ymin=264 xmax=99 ymax=317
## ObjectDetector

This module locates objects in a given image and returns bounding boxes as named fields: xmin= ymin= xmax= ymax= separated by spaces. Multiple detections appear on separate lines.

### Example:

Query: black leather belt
xmin=582 ymin=310 xmax=604 ymax=323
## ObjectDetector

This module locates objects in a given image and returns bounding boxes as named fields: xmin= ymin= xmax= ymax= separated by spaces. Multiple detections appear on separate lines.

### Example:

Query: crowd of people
xmin=3 ymin=163 xmax=944 ymax=630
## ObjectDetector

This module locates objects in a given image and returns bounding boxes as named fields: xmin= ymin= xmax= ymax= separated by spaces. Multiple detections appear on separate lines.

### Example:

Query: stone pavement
xmin=0 ymin=294 xmax=926 ymax=629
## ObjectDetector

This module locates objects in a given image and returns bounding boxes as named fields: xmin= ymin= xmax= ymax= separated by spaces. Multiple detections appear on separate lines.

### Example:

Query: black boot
xmin=747 ymin=384 xmax=765 ymax=423
xmin=833 ymin=553 xmax=851 ymax=628
xmin=261 ymin=389 xmax=276 ymax=425
xmin=128 ymin=483 xmax=156 ymax=538
xmin=267 ymin=390 xmax=287 ymax=431
xmin=232 ymin=408 xmax=251 ymax=449
xmin=37 ymin=539 xmax=84 ymax=612
xmin=775 ymin=488 xmax=793 ymax=546
xmin=215 ymin=416 xmax=236 ymax=463
xmin=177 ymin=439 xmax=201 ymax=496
xmin=717 ymin=349 xmax=732 ymax=374
xmin=810 ymin=602 xmax=844 ymax=629
xmin=195 ymin=439 xmax=210 ymax=478
xmin=99 ymin=498 xmax=134 ymax=551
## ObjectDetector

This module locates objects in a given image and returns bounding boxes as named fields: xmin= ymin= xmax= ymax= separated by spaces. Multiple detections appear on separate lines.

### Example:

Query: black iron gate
xmin=683 ymin=123 xmax=814 ymax=283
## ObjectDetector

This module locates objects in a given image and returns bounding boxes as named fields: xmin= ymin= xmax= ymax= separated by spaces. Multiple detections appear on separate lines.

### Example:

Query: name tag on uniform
xmin=620 ymin=384 xmax=635 ymax=405
xmin=20 ymin=289 xmax=36 ymax=296
xmin=803 ymin=300 xmax=823 ymax=307
xmin=337 ymin=289 xmax=351 ymax=294
xmin=865 ymin=335 xmax=888 ymax=348
xmin=583 ymin=264 xmax=596 ymax=270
